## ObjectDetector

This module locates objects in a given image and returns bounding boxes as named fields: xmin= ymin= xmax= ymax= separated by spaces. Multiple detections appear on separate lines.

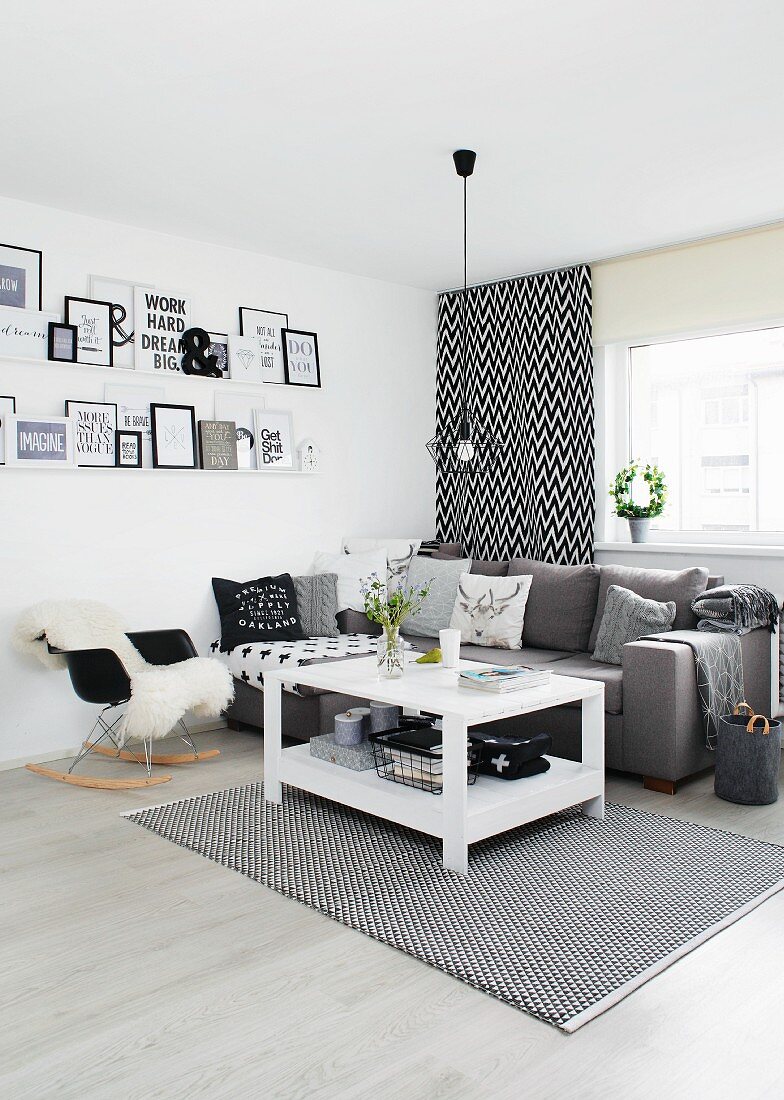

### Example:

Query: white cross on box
xmin=491 ymin=753 xmax=510 ymax=773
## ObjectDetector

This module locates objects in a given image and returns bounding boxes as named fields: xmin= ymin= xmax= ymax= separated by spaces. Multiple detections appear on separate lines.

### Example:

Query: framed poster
xmin=105 ymin=382 xmax=164 ymax=468
xmin=228 ymin=334 xmax=262 ymax=383
xmin=0 ymin=243 xmax=42 ymax=310
xmin=134 ymin=287 xmax=191 ymax=373
xmin=115 ymin=430 xmax=142 ymax=467
xmin=0 ymin=395 xmax=16 ymax=465
xmin=214 ymin=392 xmax=265 ymax=470
xmin=283 ymin=329 xmax=321 ymax=388
xmin=198 ymin=420 xmax=239 ymax=470
xmin=48 ymin=322 xmax=78 ymax=362
xmin=0 ymin=307 xmax=59 ymax=359
xmin=239 ymin=307 xmax=288 ymax=384
xmin=5 ymin=414 xmax=74 ymax=467
xmin=150 ymin=403 xmax=197 ymax=469
xmin=64 ymin=296 xmax=113 ymax=367
xmin=89 ymin=276 xmax=153 ymax=369
xmin=65 ymin=399 xmax=118 ymax=467
xmin=208 ymin=332 xmax=229 ymax=379
xmin=253 ymin=409 xmax=294 ymax=470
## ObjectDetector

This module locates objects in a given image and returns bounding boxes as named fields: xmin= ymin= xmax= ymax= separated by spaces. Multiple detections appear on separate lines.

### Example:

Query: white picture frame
xmin=214 ymin=392 xmax=266 ymax=470
xmin=228 ymin=334 xmax=263 ymax=383
xmin=134 ymin=287 xmax=191 ymax=374
xmin=5 ymin=414 xmax=75 ymax=468
xmin=253 ymin=409 xmax=295 ymax=470
xmin=239 ymin=307 xmax=288 ymax=384
xmin=0 ymin=243 xmax=42 ymax=310
xmin=0 ymin=395 xmax=16 ymax=464
xmin=64 ymin=296 xmax=113 ymax=367
xmin=65 ymin=399 xmax=118 ymax=467
xmin=88 ymin=276 xmax=154 ymax=369
xmin=0 ymin=306 xmax=59 ymax=360
xmin=105 ymin=382 xmax=165 ymax=468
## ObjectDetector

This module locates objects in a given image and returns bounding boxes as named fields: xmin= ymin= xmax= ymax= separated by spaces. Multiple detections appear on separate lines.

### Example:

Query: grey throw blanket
xmin=647 ymin=630 xmax=744 ymax=750
xmin=692 ymin=584 xmax=779 ymax=635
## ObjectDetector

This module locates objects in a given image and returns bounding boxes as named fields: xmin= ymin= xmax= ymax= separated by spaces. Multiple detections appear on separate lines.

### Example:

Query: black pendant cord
xmin=461 ymin=174 xmax=467 ymax=412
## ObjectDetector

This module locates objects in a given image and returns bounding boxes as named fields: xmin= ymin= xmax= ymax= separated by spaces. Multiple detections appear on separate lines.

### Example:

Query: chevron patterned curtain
xmin=435 ymin=264 xmax=594 ymax=564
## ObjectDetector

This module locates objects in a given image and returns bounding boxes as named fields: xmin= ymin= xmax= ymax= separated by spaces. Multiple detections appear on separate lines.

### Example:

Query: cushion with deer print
xmin=342 ymin=537 xmax=422 ymax=594
xmin=449 ymin=572 xmax=533 ymax=649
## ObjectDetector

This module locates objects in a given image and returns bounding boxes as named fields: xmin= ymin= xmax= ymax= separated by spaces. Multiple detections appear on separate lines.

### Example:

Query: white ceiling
xmin=3 ymin=0 xmax=784 ymax=290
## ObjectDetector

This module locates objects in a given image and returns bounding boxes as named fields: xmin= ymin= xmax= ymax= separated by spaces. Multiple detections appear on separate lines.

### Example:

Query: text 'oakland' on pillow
xmin=212 ymin=573 xmax=305 ymax=652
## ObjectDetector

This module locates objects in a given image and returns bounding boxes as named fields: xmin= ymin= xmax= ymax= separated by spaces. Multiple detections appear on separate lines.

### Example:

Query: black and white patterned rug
xmin=123 ymin=785 xmax=784 ymax=1031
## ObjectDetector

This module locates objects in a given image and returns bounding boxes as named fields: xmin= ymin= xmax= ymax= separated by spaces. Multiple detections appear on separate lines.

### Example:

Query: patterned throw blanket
xmin=211 ymin=634 xmax=396 ymax=696
xmin=692 ymin=584 xmax=780 ymax=635
xmin=647 ymin=630 xmax=744 ymax=750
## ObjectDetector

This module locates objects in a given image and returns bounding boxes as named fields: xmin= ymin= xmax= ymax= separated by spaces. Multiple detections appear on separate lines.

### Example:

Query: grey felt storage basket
xmin=715 ymin=704 xmax=782 ymax=806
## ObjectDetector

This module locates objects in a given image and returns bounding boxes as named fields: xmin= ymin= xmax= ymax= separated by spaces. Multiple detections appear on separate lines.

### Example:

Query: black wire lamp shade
xmin=426 ymin=408 xmax=502 ymax=473
xmin=427 ymin=148 xmax=503 ymax=473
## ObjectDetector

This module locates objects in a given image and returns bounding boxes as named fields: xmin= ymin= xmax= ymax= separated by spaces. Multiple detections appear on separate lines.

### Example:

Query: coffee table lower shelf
xmin=278 ymin=743 xmax=603 ymax=848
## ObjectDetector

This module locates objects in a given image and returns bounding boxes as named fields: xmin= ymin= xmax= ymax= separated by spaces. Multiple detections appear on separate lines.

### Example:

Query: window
xmin=628 ymin=326 xmax=784 ymax=538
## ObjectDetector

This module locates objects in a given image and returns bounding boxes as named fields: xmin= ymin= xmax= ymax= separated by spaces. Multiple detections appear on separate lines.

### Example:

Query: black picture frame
xmin=150 ymin=403 xmax=198 ymax=470
xmin=48 ymin=322 xmax=78 ymax=363
xmin=115 ymin=430 xmax=142 ymax=468
xmin=65 ymin=399 xmax=118 ymax=467
xmin=282 ymin=328 xmax=321 ymax=388
xmin=0 ymin=395 xmax=16 ymax=466
xmin=64 ymin=295 xmax=114 ymax=368
xmin=0 ymin=242 xmax=42 ymax=310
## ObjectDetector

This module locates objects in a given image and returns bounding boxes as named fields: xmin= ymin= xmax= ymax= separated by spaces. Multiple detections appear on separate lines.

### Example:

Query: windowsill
xmin=595 ymin=541 xmax=784 ymax=559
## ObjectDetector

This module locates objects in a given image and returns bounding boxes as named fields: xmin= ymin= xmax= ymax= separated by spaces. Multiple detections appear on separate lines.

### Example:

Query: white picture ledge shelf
xmin=1 ymin=466 xmax=315 ymax=476
xmin=0 ymin=353 xmax=299 ymax=391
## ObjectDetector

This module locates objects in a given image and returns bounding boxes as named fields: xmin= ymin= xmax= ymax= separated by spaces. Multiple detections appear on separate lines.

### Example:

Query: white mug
xmin=439 ymin=628 xmax=461 ymax=668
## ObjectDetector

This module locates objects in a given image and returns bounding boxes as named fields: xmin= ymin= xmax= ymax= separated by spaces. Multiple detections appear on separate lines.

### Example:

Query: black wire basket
xmin=370 ymin=727 xmax=481 ymax=795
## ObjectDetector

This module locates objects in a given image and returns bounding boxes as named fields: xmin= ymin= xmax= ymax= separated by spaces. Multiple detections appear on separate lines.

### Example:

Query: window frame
xmin=594 ymin=318 xmax=784 ymax=548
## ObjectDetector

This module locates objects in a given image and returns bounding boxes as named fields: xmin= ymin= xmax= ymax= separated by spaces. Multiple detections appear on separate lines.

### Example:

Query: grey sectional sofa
xmin=225 ymin=552 xmax=773 ymax=794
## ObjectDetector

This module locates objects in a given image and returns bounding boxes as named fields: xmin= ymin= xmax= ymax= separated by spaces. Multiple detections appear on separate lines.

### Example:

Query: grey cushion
xmin=336 ymin=609 xmax=381 ymax=636
xmin=507 ymin=557 xmax=600 ymax=652
xmin=588 ymin=564 xmax=709 ymax=651
xmin=293 ymin=573 xmax=339 ymax=638
xmin=433 ymin=552 xmax=508 ymax=576
xmin=548 ymin=652 xmax=625 ymax=715
xmin=402 ymin=556 xmax=471 ymax=638
xmin=592 ymin=585 xmax=676 ymax=665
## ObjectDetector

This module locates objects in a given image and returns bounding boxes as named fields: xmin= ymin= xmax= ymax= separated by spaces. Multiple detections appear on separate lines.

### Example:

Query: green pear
xmin=415 ymin=647 xmax=442 ymax=665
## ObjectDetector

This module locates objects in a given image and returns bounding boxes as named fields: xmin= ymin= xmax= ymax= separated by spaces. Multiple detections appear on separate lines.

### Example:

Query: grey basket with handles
xmin=715 ymin=701 xmax=782 ymax=806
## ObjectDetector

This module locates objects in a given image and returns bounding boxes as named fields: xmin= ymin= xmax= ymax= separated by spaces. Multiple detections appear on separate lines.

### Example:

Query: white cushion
xmin=312 ymin=548 xmax=388 ymax=613
xmin=342 ymin=537 xmax=422 ymax=593
xmin=449 ymin=572 xmax=532 ymax=649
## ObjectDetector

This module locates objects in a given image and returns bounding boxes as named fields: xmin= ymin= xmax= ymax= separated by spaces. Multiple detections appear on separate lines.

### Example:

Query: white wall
xmin=0 ymin=196 xmax=436 ymax=766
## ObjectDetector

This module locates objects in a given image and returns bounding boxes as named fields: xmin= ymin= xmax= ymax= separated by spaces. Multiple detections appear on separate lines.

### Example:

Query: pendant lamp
xmin=426 ymin=149 xmax=502 ymax=473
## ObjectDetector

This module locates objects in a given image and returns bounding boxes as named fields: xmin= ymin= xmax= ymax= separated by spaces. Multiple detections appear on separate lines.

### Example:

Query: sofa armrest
xmin=622 ymin=627 xmax=773 ymax=782
xmin=622 ymin=639 xmax=706 ymax=780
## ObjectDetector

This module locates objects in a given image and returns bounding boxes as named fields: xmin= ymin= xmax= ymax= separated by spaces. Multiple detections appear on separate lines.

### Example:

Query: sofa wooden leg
xmin=643 ymin=775 xmax=677 ymax=795
xmin=226 ymin=719 xmax=243 ymax=732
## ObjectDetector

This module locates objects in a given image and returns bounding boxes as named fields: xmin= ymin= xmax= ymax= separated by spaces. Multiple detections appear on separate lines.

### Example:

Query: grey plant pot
xmin=628 ymin=518 xmax=651 ymax=543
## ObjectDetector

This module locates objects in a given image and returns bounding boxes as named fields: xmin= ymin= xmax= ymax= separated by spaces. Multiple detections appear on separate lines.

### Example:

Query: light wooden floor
xmin=2 ymin=729 xmax=784 ymax=1100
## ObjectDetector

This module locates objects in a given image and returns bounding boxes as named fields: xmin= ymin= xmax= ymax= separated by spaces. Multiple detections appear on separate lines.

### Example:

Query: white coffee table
xmin=263 ymin=656 xmax=604 ymax=876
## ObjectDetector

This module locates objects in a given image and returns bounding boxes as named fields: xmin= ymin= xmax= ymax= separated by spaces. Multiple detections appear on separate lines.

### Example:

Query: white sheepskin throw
xmin=13 ymin=599 xmax=234 ymax=744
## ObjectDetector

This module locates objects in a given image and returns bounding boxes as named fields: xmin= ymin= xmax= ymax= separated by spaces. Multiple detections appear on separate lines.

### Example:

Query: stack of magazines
xmin=459 ymin=665 xmax=552 ymax=693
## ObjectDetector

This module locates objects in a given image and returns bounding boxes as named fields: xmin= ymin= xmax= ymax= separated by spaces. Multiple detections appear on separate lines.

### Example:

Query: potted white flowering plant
xmin=361 ymin=573 xmax=430 ymax=679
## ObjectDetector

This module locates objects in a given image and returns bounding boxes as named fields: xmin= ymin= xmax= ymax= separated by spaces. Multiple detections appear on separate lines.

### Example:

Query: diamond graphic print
xmin=237 ymin=349 xmax=255 ymax=372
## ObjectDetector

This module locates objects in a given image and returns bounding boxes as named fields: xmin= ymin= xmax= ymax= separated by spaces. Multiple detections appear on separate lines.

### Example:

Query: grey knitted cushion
xmin=592 ymin=584 xmax=676 ymax=666
xmin=293 ymin=573 xmax=339 ymax=638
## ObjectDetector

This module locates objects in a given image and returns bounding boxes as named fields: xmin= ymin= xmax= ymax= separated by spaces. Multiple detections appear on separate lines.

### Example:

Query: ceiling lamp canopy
xmin=426 ymin=149 xmax=502 ymax=474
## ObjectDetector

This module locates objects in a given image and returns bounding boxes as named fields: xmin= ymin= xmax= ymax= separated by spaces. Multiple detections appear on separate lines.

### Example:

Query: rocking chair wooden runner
xmin=26 ymin=630 xmax=220 ymax=790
